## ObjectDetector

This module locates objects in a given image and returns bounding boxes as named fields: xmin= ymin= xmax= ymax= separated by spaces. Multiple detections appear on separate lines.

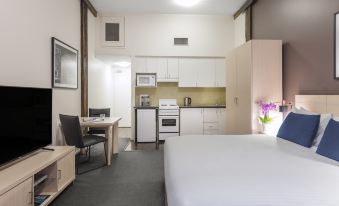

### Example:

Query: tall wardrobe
xmin=225 ymin=40 xmax=282 ymax=134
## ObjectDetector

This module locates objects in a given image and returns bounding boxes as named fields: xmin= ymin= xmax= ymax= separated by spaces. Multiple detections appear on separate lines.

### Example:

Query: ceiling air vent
xmin=174 ymin=38 xmax=188 ymax=46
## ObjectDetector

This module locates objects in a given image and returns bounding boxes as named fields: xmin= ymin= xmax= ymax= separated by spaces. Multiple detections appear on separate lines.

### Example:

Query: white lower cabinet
xmin=180 ymin=108 xmax=226 ymax=135
xmin=180 ymin=108 xmax=204 ymax=135
xmin=203 ymin=108 xmax=219 ymax=123
xmin=136 ymin=109 xmax=157 ymax=142
xmin=218 ymin=109 xmax=226 ymax=134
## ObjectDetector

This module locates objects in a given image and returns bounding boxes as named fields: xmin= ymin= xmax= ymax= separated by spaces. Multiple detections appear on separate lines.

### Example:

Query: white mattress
xmin=164 ymin=135 xmax=339 ymax=206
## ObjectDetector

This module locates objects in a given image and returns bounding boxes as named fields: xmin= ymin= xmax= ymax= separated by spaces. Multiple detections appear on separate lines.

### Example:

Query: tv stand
xmin=0 ymin=146 xmax=75 ymax=206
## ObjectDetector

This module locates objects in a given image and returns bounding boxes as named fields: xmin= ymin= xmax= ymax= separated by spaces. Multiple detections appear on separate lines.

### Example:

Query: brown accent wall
xmin=252 ymin=0 xmax=339 ymax=102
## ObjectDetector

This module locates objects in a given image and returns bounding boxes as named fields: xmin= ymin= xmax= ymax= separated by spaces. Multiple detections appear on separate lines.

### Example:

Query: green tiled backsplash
xmin=135 ymin=82 xmax=226 ymax=106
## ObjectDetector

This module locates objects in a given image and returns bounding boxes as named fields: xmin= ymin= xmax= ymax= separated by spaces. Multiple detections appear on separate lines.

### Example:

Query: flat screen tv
xmin=0 ymin=86 xmax=52 ymax=168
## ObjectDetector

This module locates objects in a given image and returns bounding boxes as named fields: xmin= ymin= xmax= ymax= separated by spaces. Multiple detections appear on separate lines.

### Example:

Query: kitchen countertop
xmin=179 ymin=105 xmax=226 ymax=108
xmin=134 ymin=105 xmax=226 ymax=109
xmin=134 ymin=106 xmax=159 ymax=109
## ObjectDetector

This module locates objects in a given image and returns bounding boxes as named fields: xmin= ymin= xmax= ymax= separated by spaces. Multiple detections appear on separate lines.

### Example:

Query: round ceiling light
xmin=174 ymin=0 xmax=202 ymax=7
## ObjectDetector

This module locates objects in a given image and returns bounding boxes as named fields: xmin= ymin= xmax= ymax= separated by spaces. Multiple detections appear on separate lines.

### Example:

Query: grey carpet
xmin=75 ymin=137 xmax=131 ymax=174
xmin=51 ymin=142 xmax=165 ymax=206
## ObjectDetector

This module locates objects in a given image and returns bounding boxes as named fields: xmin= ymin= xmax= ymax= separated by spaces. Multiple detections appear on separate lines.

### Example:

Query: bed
xmin=164 ymin=95 xmax=339 ymax=206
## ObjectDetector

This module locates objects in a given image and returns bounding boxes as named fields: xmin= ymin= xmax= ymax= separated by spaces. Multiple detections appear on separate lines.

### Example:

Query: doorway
xmin=88 ymin=55 xmax=132 ymax=132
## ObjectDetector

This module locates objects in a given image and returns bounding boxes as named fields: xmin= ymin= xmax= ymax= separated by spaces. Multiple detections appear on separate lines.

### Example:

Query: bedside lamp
xmin=279 ymin=105 xmax=289 ymax=113
xmin=279 ymin=100 xmax=293 ymax=119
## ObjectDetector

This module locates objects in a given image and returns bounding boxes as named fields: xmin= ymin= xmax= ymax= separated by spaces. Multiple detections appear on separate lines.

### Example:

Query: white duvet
xmin=164 ymin=135 xmax=339 ymax=206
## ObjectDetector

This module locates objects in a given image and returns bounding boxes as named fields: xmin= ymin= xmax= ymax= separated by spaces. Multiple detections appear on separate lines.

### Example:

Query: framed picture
xmin=101 ymin=16 xmax=125 ymax=47
xmin=335 ymin=12 xmax=339 ymax=79
xmin=52 ymin=37 xmax=78 ymax=89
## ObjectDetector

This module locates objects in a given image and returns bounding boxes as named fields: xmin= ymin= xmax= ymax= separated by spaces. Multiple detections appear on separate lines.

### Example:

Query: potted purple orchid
xmin=257 ymin=100 xmax=277 ymax=133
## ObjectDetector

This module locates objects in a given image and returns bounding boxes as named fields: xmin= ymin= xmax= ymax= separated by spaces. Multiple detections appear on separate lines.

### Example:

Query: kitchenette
xmin=133 ymin=56 xmax=226 ymax=144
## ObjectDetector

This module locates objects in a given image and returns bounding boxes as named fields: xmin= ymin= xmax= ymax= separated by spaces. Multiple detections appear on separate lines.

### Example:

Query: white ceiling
xmin=89 ymin=0 xmax=246 ymax=15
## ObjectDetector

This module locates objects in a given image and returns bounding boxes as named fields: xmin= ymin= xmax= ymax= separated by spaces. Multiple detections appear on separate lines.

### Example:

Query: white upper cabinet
xmin=146 ymin=58 xmax=158 ymax=73
xmin=178 ymin=57 xmax=225 ymax=88
xmin=156 ymin=58 xmax=168 ymax=80
xmin=197 ymin=58 xmax=215 ymax=87
xmin=135 ymin=57 xmax=226 ymax=87
xmin=179 ymin=58 xmax=198 ymax=87
xmin=133 ymin=57 xmax=147 ymax=73
xmin=167 ymin=58 xmax=179 ymax=80
xmin=215 ymin=58 xmax=226 ymax=87
xmin=158 ymin=57 xmax=178 ymax=82
xmin=134 ymin=57 xmax=179 ymax=82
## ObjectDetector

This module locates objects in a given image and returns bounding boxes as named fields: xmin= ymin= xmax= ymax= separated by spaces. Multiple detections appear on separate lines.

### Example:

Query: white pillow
xmin=293 ymin=107 xmax=332 ymax=147
xmin=333 ymin=117 xmax=339 ymax=122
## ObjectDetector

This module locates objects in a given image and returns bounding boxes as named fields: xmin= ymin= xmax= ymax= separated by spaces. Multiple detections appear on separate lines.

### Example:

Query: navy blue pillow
xmin=316 ymin=119 xmax=339 ymax=162
xmin=277 ymin=112 xmax=320 ymax=147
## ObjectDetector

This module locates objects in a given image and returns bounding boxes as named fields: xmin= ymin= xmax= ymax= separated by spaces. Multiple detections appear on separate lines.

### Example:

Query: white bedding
xmin=164 ymin=135 xmax=339 ymax=206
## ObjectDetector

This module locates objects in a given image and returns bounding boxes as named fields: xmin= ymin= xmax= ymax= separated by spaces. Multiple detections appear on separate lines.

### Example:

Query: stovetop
xmin=159 ymin=99 xmax=179 ymax=110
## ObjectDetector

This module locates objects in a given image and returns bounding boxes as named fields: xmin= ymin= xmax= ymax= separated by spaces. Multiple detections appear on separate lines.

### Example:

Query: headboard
xmin=295 ymin=95 xmax=339 ymax=116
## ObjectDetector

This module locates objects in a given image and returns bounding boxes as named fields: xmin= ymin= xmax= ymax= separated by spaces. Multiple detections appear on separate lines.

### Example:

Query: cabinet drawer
xmin=204 ymin=129 xmax=219 ymax=135
xmin=204 ymin=122 xmax=219 ymax=130
xmin=57 ymin=151 xmax=75 ymax=190
xmin=0 ymin=177 xmax=33 ymax=206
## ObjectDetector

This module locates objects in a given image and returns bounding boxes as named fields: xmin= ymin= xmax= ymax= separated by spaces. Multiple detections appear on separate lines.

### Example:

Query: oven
xmin=159 ymin=115 xmax=179 ymax=133
xmin=158 ymin=109 xmax=180 ymax=140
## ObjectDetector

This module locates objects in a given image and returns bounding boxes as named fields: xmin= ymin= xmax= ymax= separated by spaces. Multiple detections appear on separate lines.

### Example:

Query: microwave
xmin=136 ymin=73 xmax=157 ymax=87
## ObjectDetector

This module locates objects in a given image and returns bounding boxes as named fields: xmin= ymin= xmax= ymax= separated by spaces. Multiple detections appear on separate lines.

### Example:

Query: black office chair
xmin=88 ymin=108 xmax=110 ymax=135
xmin=59 ymin=114 xmax=107 ymax=174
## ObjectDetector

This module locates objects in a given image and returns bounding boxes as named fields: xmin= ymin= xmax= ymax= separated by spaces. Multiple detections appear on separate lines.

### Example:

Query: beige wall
xmin=135 ymin=83 xmax=225 ymax=106
xmin=96 ymin=14 xmax=234 ymax=57
xmin=0 ymin=0 xmax=81 ymax=145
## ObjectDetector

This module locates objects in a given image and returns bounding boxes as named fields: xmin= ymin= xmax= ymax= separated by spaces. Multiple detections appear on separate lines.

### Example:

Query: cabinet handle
xmin=58 ymin=169 xmax=62 ymax=180
xmin=234 ymin=97 xmax=238 ymax=105
xmin=29 ymin=191 xmax=33 ymax=205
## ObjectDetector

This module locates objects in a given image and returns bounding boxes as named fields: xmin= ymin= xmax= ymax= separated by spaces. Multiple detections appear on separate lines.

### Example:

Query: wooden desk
xmin=80 ymin=117 xmax=121 ymax=166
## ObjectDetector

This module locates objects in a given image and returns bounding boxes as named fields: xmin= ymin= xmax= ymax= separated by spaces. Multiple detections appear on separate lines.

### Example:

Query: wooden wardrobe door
xmin=235 ymin=42 xmax=252 ymax=134
xmin=225 ymin=51 xmax=238 ymax=134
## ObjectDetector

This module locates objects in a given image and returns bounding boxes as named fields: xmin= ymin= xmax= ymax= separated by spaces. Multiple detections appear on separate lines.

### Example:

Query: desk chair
xmin=59 ymin=114 xmax=107 ymax=174
xmin=88 ymin=108 xmax=110 ymax=135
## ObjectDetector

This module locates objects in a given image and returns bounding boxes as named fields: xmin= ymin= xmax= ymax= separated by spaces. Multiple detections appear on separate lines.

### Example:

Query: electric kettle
xmin=184 ymin=97 xmax=192 ymax=106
